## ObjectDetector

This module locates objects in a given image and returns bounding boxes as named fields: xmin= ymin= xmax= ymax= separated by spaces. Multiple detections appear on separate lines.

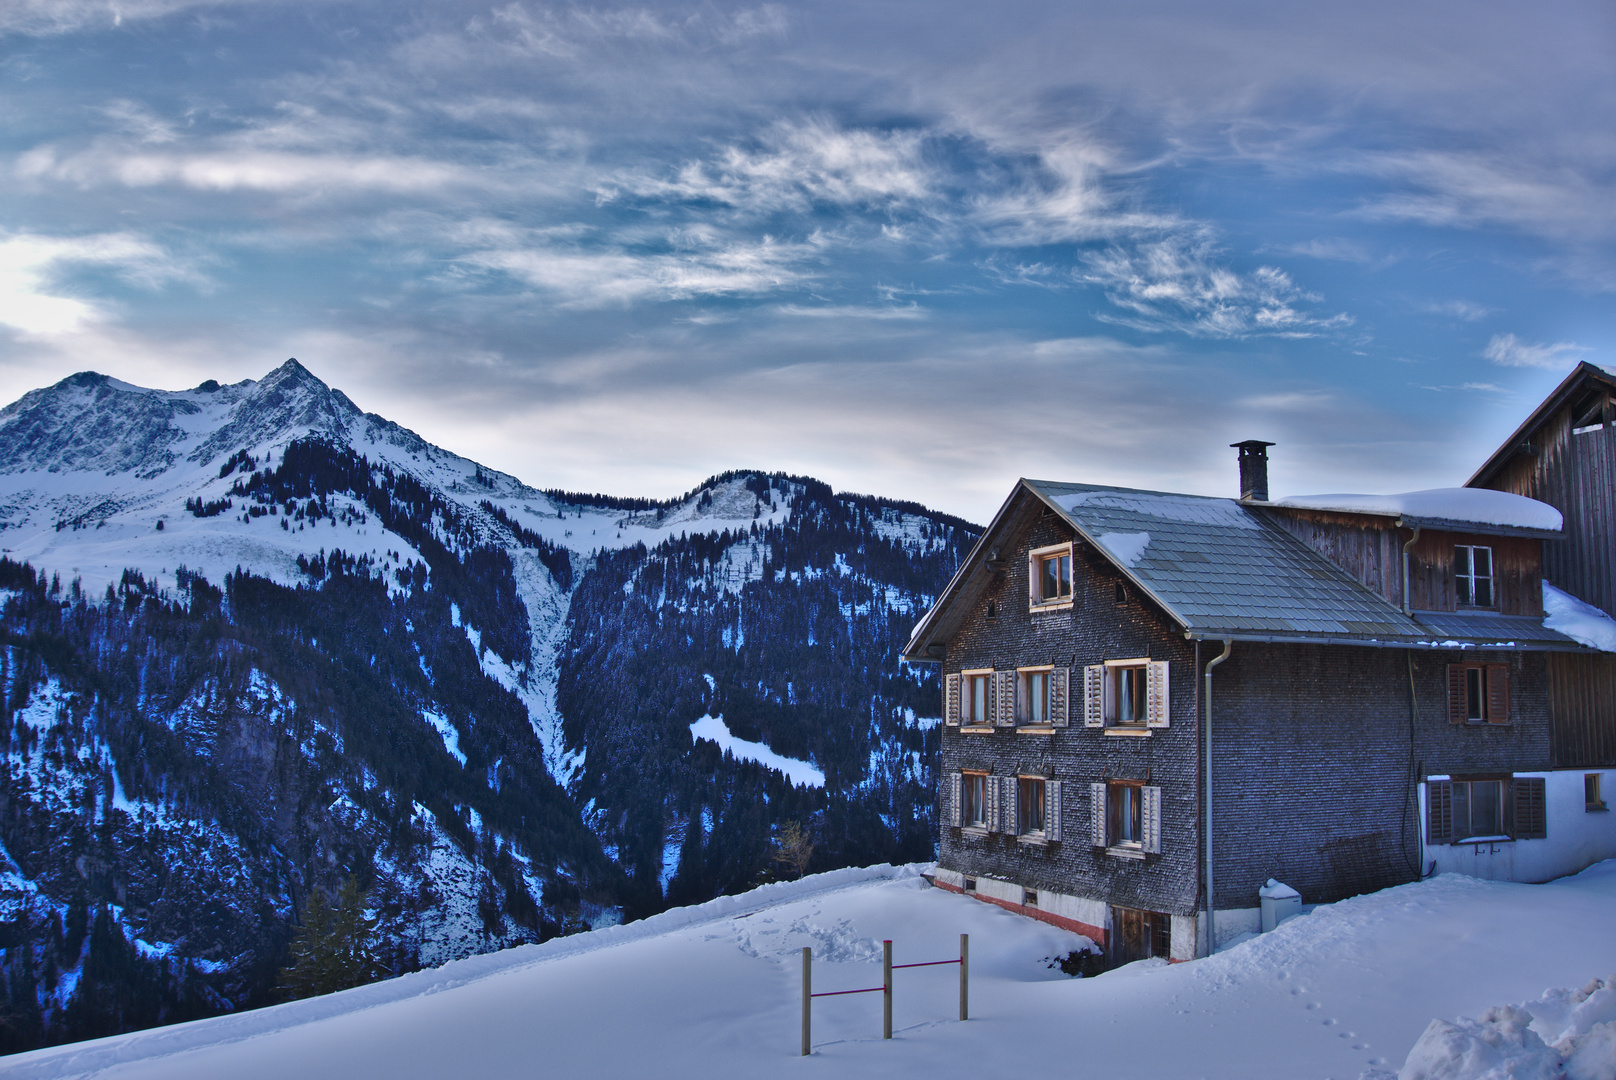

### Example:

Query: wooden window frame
xmin=961 ymin=771 xmax=989 ymax=830
xmin=1094 ymin=658 xmax=1170 ymax=730
xmin=1096 ymin=780 xmax=1161 ymax=857
xmin=1447 ymin=662 xmax=1511 ymax=725
xmin=1427 ymin=774 xmax=1544 ymax=843
xmin=1028 ymin=542 xmax=1075 ymax=612
xmin=960 ymin=668 xmax=995 ymax=728
xmin=1588 ymin=773 xmax=1608 ymax=812
xmin=1454 ymin=544 xmax=1496 ymax=609
xmin=1017 ymin=775 xmax=1046 ymax=838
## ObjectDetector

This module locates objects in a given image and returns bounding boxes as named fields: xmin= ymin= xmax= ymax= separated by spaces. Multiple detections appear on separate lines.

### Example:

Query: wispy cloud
xmin=1420 ymin=299 xmax=1492 ymax=322
xmin=0 ymin=232 xmax=192 ymax=335
xmin=1482 ymin=333 xmax=1588 ymax=370
xmin=1356 ymin=151 xmax=1616 ymax=243
xmin=1078 ymin=235 xmax=1352 ymax=338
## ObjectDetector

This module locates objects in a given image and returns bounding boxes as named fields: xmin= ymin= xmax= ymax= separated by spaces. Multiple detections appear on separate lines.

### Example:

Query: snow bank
xmin=1544 ymin=583 xmax=1616 ymax=652
xmin=1392 ymin=975 xmax=1616 ymax=1080
xmin=1274 ymin=489 xmax=1563 ymax=531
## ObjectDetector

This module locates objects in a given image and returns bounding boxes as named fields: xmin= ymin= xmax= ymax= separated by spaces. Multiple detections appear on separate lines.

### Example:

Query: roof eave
xmin=1468 ymin=361 xmax=1616 ymax=488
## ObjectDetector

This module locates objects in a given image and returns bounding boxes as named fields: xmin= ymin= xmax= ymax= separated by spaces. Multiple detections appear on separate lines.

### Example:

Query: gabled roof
xmin=902 ymin=478 xmax=1584 ymax=661
xmin=1469 ymin=361 xmax=1616 ymax=488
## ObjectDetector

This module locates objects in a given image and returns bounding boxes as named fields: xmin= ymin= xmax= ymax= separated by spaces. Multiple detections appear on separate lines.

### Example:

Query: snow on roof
xmin=1543 ymin=583 xmax=1616 ymax=652
xmin=1272 ymin=488 xmax=1563 ymax=532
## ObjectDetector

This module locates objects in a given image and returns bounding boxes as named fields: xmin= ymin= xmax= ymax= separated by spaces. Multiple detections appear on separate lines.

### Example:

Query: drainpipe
xmin=1401 ymin=524 xmax=1421 ymax=615
xmin=1203 ymin=638 xmax=1233 ymax=956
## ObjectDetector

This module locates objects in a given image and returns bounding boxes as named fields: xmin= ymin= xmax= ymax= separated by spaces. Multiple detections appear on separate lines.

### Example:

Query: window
xmin=1089 ymin=782 xmax=1161 ymax=855
xmin=1023 ymin=669 xmax=1051 ymax=724
xmin=1029 ymin=543 xmax=1074 ymax=608
xmin=1019 ymin=777 xmax=1045 ymax=834
xmin=1447 ymin=663 xmax=1510 ymax=724
xmin=962 ymin=772 xmax=988 ymax=828
xmin=1455 ymin=545 xmax=1494 ymax=607
xmin=1427 ymin=776 xmax=1546 ymax=843
xmin=1084 ymin=660 xmax=1170 ymax=729
xmin=1588 ymin=774 xmax=1607 ymax=812
xmin=962 ymin=670 xmax=992 ymax=725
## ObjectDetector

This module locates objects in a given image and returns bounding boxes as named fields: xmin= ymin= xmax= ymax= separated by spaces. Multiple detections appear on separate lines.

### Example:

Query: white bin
xmin=1259 ymin=878 xmax=1301 ymax=932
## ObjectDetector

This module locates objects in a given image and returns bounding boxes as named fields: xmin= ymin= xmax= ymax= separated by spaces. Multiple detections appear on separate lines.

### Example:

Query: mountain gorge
xmin=0 ymin=361 xmax=976 ymax=1053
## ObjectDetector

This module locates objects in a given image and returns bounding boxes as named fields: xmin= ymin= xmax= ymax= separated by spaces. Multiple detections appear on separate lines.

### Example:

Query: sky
xmin=1 ymin=0 xmax=1613 ymax=524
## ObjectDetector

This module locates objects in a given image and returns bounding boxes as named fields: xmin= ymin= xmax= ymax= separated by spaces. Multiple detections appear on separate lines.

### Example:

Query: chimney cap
xmin=1230 ymin=440 xmax=1276 ymax=450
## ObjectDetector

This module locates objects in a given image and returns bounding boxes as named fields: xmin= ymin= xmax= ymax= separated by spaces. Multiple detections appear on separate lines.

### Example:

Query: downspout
xmin=1401 ymin=524 xmax=1422 ymax=615
xmin=1203 ymin=638 xmax=1233 ymax=956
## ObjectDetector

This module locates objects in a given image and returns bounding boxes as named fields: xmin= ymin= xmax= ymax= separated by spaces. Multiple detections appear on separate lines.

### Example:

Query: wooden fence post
xmin=801 ymin=946 xmax=811 ymax=1056
xmin=882 ymin=940 xmax=893 ymax=1039
xmin=959 ymin=934 xmax=969 ymax=1021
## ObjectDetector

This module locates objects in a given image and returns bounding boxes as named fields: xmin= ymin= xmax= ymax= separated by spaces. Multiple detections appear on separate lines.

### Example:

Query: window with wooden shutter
xmin=1089 ymin=782 xmax=1107 ymax=847
xmin=1146 ymin=660 xmax=1170 ymax=728
xmin=1084 ymin=665 xmax=1105 ymax=727
xmin=1487 ymin=664 xmax=1510 ymax=725
xmin=949 ymin=772 xmax=963 ymax=827
xmin=1141 ymin=786 xmax=1162 ymax=854
xmin=1003 ymin=777 xmax=1019 ymax=835
xmin=1428 ymin=779 xmax=1453 ymax=844
xmin=1447 ymin=666 xmax=1466 ymax=724
xmin=1050 ymin=667 xmax=1069 ymax=726
xmin=945 ymin=673 xmax=960 ymax=726
xmin=987 ymin=774 xmax=1000 ymax=832
xmin=994 ymin=671 xmax=1017 ymax=727
xmin=1512 ymin=776 xmax=1546 ymax=839
xmin=1046 ymin=780 xmax=1062 ymax=842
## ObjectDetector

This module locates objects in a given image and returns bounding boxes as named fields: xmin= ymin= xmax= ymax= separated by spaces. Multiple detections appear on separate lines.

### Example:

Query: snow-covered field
xmin=7 ymin=861 xmax=1616 ymax=1080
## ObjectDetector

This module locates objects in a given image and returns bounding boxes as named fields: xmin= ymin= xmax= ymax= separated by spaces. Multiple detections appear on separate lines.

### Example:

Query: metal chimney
xmin=1231 ymin=441 xmax=1275 ymax=502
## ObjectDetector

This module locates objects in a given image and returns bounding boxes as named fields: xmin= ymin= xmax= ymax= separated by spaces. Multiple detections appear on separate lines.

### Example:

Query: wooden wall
xmin=1547 ymin=652 xmax=1616 ymax=768
xmin=1485 ymin=396 xmax=1616 ymax=617
xmin=1406 ymin=532 xmax=1543 ymax=616
xmin=1260 ymin=509 xmax=1402 ymax=606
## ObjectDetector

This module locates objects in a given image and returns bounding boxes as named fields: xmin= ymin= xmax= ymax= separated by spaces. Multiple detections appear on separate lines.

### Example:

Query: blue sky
xmin=1 ymin=0 xmax=1612 ymax=522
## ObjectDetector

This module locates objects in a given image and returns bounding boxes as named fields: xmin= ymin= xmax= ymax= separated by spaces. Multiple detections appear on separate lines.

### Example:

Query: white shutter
xmin=945 ymin=673 xmax=960 ymax=727
xmin=995 ymin=671 xmax=1017 ymax=727
xmin=1004 ymin=777 xmax=1019 ymax=835
xmin=1050 ymin=667 xmax=1069 ymax=726
xmin=1146 ymin=660 xmax=1171 ymax=728
xmin=1046 ymin=780 xmax=1062 ymax=842
xmin=987 ymin=775 xmax=1000 ymax=832
xmin=1142 ymin=786 xmax=1162 ymax=854
xmin=949 ymin=772 xmax=962 ymax=827
xmin=1090 ymin=782 xmax=1107 ymax=847
xmin=1084 ymin=665 xmax=1105 ymax=727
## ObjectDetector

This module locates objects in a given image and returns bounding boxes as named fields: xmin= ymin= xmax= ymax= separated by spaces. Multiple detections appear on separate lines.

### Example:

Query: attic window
xmin=1455 ymin=545 xmax=1494 ymax=607
xmin=1028 ymin=542 xmax=1074 ymax=610
xmin=1114 ymin=582 xmax=1127 ymax=605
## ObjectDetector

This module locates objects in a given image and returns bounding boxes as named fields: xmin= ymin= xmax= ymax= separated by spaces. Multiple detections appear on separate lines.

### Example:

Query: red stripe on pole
xmin=891 ymin=959 xmax=961 ymax=970
xmin=810 ymin=986 xmax=885 ymax=998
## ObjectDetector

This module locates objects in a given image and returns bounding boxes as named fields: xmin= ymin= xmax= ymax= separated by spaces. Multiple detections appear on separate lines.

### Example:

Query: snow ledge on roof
xmin=1543 ymin=583 xmax=1616 ymax=652
xmin=1272 ymin=488 xmax=1563 ymax=532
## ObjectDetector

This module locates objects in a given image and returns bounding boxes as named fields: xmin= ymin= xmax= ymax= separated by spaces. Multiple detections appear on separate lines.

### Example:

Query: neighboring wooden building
xmin=904 ymin=442 xmax=1615 ymax=964
xmin=1470 ymin=361 xmax=1616 ymax=772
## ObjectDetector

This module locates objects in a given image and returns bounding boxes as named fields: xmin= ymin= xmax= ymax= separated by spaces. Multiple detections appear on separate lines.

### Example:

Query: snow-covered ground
xmin=9 ymin=861 xmax=1616 ymax=1080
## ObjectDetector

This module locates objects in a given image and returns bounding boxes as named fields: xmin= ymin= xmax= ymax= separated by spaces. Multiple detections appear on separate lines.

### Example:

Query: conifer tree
xmin=279 ymin=877 xmax=383 ymax=1001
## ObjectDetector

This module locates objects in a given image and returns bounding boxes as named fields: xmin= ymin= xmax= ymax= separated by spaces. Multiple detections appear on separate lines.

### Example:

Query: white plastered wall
xmin=1420 ymin=770 xmax=1616 ymax=883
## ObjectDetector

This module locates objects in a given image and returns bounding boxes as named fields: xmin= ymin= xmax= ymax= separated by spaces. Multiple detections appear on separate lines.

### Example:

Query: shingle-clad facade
xmin=905 ymin=446 xmax=1610 ymax=964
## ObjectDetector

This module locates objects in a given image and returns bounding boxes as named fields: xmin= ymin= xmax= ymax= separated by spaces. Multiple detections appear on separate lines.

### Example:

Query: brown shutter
xmin=1089 ymin=783 xmax=1107 ymax=847
xmin=1512 ymin=776 xmax=1546 ymax=839
xmin=1146 ymin=660 xmax=1171 ymax=728
xmin=995 ymin=671 xmax=1017 ymax=727
xmin=1050 ymin=667 xmax=1070 ymax=726
xmin=1447 ymin=665 xmax=1466 ymax=723
xmin=1046 ymin=780 xmax=1062 ymax=842
xmin=945 ymin=673 xmax=960 ymax=726
xmin=1084 ymin=665 xmax=1105 ymax=727
xmin=1428 ymin=779 xmax=1453 ymax=844
xmin=1486 ymin=664 xmax=1511 ymax=725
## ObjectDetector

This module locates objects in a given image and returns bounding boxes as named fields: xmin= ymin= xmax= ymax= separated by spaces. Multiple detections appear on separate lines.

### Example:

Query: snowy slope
xmin=9 ymin=861 xmax=1616 ymax=1080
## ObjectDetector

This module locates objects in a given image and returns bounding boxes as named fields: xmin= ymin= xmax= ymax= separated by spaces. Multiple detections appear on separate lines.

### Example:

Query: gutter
xmin=1400 ymin=521 xmax=1421 ymax=616
xmin=1203 ymin=638 xmax=1233 ymax=956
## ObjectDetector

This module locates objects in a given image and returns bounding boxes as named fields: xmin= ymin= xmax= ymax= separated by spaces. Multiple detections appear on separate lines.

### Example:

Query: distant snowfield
xmin=689 ymin=714 xmax=826 ymax=788
xmin=10 ymin=861 xmax=1616 ymax=1080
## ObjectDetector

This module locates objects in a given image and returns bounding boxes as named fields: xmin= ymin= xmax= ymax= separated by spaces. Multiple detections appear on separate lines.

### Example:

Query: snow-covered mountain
xmin=0 ymin=361 xmax=976 ymax=1052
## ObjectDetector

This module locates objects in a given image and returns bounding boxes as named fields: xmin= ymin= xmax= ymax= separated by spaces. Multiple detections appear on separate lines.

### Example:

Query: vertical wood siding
xmin=1547 ymin=652 xmax=1616 ymax=768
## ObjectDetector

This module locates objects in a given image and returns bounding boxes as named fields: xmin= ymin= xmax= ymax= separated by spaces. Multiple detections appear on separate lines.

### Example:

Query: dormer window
xmin=1455 ymin=545 xmax=1494 ymax=607
xmin=1029 ymin=542 xmax=1074 ymax=610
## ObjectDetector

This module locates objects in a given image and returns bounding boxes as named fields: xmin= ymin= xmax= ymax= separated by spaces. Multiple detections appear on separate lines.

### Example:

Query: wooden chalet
xmin=904 ymin=435 xmax=1616 ymax=966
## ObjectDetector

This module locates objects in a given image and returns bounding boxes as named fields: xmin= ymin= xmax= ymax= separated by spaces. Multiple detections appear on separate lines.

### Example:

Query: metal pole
xmin=959 ymin=934 xmax=969 ymax=1021
xmin=882 ymin=940 xmax=892 ymax=1039
xmin=801 ymin=947 xmax=811 ymax=1056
